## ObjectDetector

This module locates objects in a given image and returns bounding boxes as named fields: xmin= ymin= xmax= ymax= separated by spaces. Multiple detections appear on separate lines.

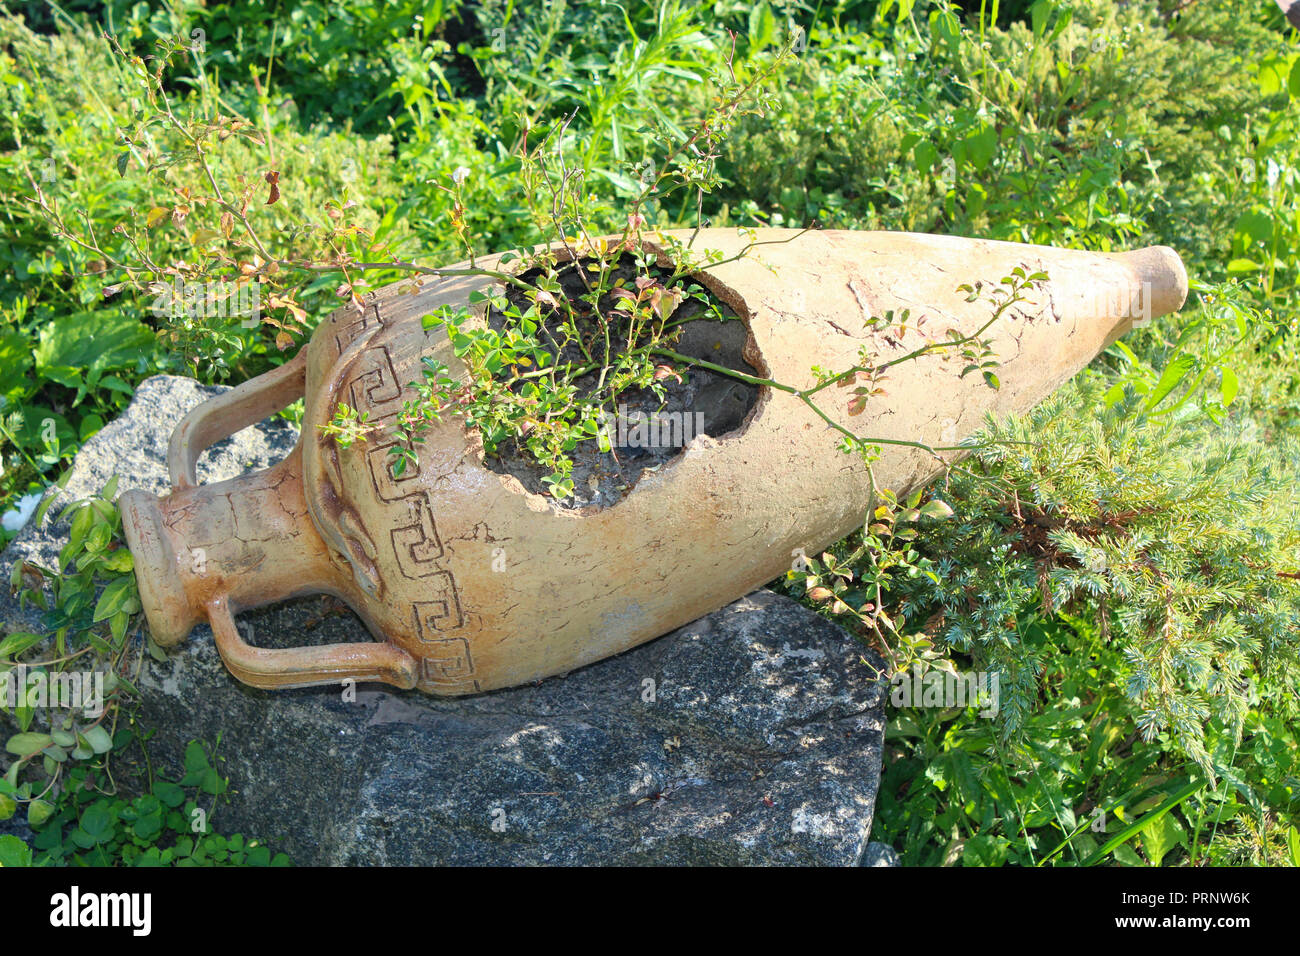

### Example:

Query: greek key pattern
xmin=391 ymin=490 xmax=446 ymax=574
xmin=367 ymin=440 xmax=421 ymax=501
xmin=347 ymin=345 xmax=404 ymax=419
xmin=413 ymin=590 xmax=465 ymax=636
xmin=414 ymin=593 xmax=476 ymax=692
xmin=331 ymin=303 xmax=378 ymax=356
xmin=336 ymin=334 xmax=476 ymax=693
xmin=416 ymin=636 xmax=478 ymax=692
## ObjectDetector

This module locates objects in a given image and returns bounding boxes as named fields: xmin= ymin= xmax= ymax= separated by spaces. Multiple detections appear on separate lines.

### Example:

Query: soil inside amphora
xmin=481 ymin=254 xmax=760 ymax=510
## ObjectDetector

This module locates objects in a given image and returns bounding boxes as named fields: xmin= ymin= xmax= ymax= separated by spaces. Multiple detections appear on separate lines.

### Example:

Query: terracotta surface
xmin=119 ymin=229 xmax=1188 ymax=694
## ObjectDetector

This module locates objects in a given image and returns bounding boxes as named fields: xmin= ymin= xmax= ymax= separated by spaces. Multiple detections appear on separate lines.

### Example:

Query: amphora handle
xmin=133 ymin=348 xmax=418 ymax=691
xmin=168 ymin=349 xmax=309 ymax=490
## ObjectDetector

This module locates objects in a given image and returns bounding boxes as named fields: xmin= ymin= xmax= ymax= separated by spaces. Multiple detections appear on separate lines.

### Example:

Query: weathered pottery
xmin=119 ymin=229 xmax=1187 ymax=694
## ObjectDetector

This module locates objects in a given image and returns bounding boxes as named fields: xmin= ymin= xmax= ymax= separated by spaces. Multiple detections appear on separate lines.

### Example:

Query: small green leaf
xmin=913 ymin=140 xmax=939 ymax=176
xmin=83 ymin=725 xmax=113 ymax=755
xmin=0 ymin=631 xmax=44 ymax=658
xmin=154 ymin=780 xmax=186 ymax=808
xmin=5 ymin=732 xmax=52 ymax=756
xmin=919 ymin=499 xmax=955 ymax=520
xmin=0 ymin=833 xmax=33 ymax=866
xmin=1112 ymin=843 xmax=1144 ymax=866
xmin=1143 ymin=353 xmax=1197 ymax=413
xmin=1141 ymin=813 xmax=1187 ymax=867
xmin=183 ymin=740 xmax=211 ymax=776
xmin=1219 ymin=366 xmax=1239 ymax=406
xmin=27 ymin=798 xmax=55 ymax=828
xmin=80 ymin=801 xmax=116 ymax=843
xmin=93 ymin=575 xmax=135 ymax=622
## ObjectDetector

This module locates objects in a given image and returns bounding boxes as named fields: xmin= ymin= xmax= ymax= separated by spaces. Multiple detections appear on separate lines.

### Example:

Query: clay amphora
xmin=118 ymin=229 xmax=1187 ymax=694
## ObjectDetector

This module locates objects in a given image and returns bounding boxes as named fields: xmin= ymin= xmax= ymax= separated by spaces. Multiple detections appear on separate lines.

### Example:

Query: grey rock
xmin=860 ymin=841 xmax=900 ymax=867
xmin=0 ymin=812 xmax=35 ymax=848
xmin=1 ymin=374 xmax=888 ymax=865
